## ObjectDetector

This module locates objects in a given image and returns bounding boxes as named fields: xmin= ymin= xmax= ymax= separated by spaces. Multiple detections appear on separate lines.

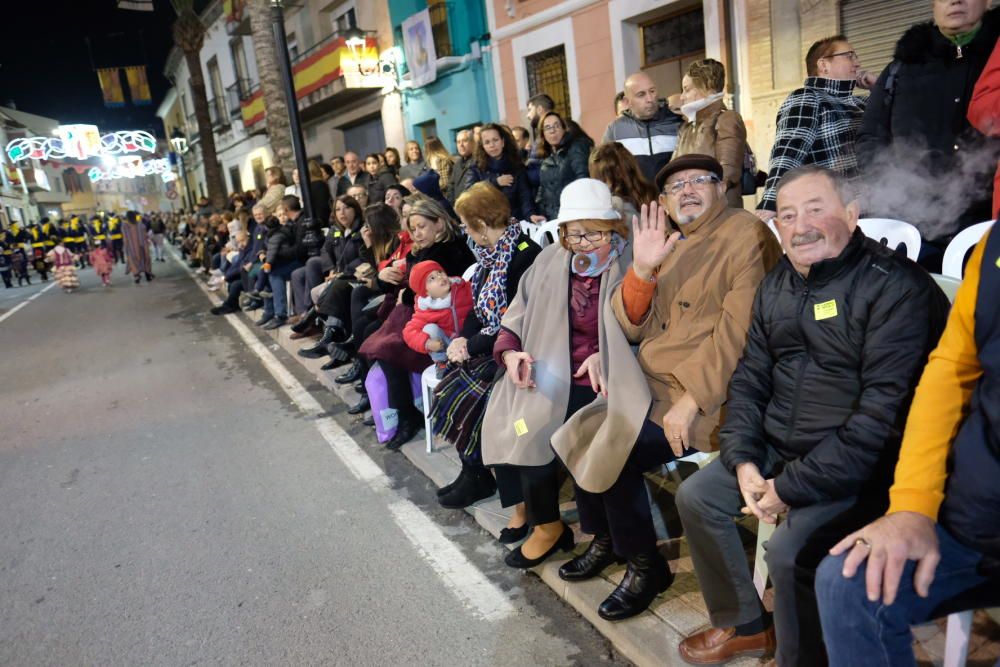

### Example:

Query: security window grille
xmin=428 ymin=0 xmax=452 ymax=58
xmin=229 ymin=166 xmax=242 ymax=193
xmin=525 ymin=45 xmax=571 ymax=119
xmin=642 ymin=7 xmax=705 ymax=66
xmin=331 ymin=7 xmax=357 ymax=37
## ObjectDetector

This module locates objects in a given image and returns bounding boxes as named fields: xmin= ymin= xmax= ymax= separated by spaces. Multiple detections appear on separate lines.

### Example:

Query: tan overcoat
xmin=482 ymin=243 xmax=652 ymax=493
xmin=674 ymin=99 xmax=748 ymax=209
xmin=610 ymin=199 xmax=782 ymax=452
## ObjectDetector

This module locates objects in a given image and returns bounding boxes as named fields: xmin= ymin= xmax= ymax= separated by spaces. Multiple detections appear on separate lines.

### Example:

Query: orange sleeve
xmin=887 ymin=233 xmax=988 ymax=519
xmin=621 ymin=267 xmax=657 ymax=325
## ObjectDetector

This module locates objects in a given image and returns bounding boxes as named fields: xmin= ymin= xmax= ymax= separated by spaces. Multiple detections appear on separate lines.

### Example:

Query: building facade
xmin=388 ymin=0 xmax=498 ymax=153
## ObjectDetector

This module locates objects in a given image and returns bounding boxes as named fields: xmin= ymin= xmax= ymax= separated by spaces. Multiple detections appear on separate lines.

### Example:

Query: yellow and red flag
xmin=97 ymin=68 xmax=126 ymax=108
xmin=125 ymin=66 xmax=152 ymax=105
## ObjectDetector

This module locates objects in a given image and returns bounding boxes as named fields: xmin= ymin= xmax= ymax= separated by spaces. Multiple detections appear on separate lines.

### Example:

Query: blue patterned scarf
xmin=471 ymin=221 xmax=522 ymax=336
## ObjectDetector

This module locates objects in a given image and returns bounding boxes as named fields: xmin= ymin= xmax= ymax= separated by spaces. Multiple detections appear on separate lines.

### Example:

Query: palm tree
xmin=246 ymin=0 xmax=294 ymax=171
xmin=171 ymin=0 xmax=227 ymax=210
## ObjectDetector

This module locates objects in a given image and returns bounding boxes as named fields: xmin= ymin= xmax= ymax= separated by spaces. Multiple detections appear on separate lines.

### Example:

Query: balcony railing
xmin=428 ymin=0 xmax=452 ymax=58
xmin=225 ymin=79 xmax=252 ymax=118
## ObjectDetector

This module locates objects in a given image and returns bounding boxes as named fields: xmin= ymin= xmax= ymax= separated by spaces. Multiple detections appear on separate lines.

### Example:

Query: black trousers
xmin=222 ymin=278 xmax=243 ymax=308
xmin=382 ymin=361 xmax=421 ymax=425
xmin=317 ymin=276 xmax=355 ymax=321
xmin=574 ymin=418 xmax=694 ymax=559
xmin=494 ymin=384 xmax=597 ymax=527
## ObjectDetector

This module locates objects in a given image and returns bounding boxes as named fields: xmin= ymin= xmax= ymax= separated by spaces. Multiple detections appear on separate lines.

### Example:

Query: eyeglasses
xmin=564 ymin=230 xmax=607 ymax=244
xmin=824 ymin=50 xmax=859 ymax=61
xmin=663 ymin=174 xmax=720 ymax=195
xmin=542 ymin=123 xmax=563 ymax=133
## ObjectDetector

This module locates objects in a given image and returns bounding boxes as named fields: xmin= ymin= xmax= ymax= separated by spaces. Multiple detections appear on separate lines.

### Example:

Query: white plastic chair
xmin=765 ymin=219 xmax=782 ymax=248
xmin=519 ymin=220 xmax=539 ymax=240
xmin=532 ymin=220 xmax=561 ymax=248
xmin=942 ymin=220 xmax=994 ymax=280
xmin=857 ymin=218 xmax=922 ymax=261
xmin=753 ymin=520 xmax=777 ymax=598
xmin=461 ymin=263 xmax=477 ymax=282
xmin=943 ymin=610 xmax=974 ymax=667
xmin=420 ymin=365 xmax=441 ymax=454
xmin=931 ymin=274 xmax=962 ymax=304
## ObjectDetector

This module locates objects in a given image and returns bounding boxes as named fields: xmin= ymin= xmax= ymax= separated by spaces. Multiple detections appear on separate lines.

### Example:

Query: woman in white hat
xmin=481 ymin=179 xmax=651 ymax=588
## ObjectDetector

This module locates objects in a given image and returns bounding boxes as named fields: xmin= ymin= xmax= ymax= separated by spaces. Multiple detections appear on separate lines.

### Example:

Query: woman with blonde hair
xmin=672 ymin=58 xmax=748 ymax=208
xmin=398 ymin=140 xmax=427 ymax=181
xmin=423 ymin=136 xmax=453 ymax=198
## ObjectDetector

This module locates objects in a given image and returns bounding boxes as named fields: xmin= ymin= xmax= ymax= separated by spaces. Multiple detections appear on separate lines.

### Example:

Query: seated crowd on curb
xmin=186 ymin=7 xmax=1000 ymax=665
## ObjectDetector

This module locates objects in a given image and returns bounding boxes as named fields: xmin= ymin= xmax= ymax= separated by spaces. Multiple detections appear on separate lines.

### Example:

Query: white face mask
xmin=680 ymin=92 xmax=725 ymax=121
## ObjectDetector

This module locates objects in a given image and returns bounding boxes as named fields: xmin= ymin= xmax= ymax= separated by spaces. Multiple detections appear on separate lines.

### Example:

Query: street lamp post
xmin=269 ymin=0 xmax=314 ymax=222
xmin=169 ymin=127 xmax=193 ymax=211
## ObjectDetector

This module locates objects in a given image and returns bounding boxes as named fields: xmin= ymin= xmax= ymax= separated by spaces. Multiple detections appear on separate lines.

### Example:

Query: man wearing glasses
xmin=677 ymin=165 xmax=948 ymax=666
xmin=755 ymin=36 xmax=874 ymax=223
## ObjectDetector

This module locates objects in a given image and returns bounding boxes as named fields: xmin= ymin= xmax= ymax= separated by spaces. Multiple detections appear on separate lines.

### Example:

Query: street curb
xmin=237 ymin=307 xmax=764 ymax=667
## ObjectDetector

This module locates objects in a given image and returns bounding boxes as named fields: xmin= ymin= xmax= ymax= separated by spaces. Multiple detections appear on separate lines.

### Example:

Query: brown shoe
xmin=287 ymin=314 xmax=303 ymax=326
xmin=678 ymin=625 xmax=775 ymax=665
xmin=289 ymin=324 xmax=320 ymax=340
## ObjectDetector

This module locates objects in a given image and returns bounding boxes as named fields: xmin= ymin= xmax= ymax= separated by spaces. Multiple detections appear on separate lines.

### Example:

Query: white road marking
xmin=0 ymin=282 xmax=57 ymax=324
xmin=171 ymin=249 xmax=514 ymax=622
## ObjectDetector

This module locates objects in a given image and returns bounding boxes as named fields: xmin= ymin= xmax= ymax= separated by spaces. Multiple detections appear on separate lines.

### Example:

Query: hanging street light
xmin=170 ymin=127 xmax=194 ymax=210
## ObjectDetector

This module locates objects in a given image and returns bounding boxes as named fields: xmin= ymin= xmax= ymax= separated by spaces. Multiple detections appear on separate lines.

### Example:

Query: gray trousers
xmin=675 ymin=456 xmax=877 ymax=667
xmin=290 ymin=255 xmax=333 ymax=315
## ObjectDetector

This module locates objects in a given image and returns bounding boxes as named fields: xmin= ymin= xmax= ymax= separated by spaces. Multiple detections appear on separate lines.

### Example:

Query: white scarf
xmin=681 ymin=92 xmax=725 ymax=122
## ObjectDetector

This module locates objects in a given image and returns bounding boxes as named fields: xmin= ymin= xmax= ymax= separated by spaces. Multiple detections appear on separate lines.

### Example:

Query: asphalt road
xmin=0 ymin=257 xmax=624 ymax=666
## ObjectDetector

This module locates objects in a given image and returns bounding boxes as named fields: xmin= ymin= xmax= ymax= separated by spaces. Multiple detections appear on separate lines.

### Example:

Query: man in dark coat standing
xmin=602 ymin=71 xmax=683 ymax=183
xmin=674 ymin=166 xmax=949 ymax=667
xmin=856 ymin=1 xmax=1000 ymax=270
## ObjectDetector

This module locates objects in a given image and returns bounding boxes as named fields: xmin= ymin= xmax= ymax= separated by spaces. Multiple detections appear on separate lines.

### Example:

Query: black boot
xmin=436 ymin=463 xmax=471 ymax=497
xmin=324 ymin=316 xmax=349 ymax=344
xmin=385 ymin=415 xmax=422 ymax=450
xmin=320 ymin=341 xmax=353 ymax=371
xmin=335 ymin=359 xmax=364 ymax=385
xmin=558 ymin=534 xmax=624 ymax=581
xmin=347 ymin=395 xmax=370 ymax=415
xmin=597 ymin=550 xmax=673 ymax=621
xmin=298 ymin=326 xmax=338 ymax=358
xmin=438 ymin=465 xmax=497 ymax=509
xmin=290 ymin=306 xmax=318 ymax=334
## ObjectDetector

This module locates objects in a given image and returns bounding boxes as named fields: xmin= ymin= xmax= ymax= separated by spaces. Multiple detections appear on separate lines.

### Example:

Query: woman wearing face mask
xmin=365 ymin=153 xmax=399 ymax=211
xmin=531 ymin=111 xmax=595 ymax=222
xmin=478 ymin=179 xmax=644 ymax=578
xmin=460 ymin=123 xmax=536 ymax=221
xmin=672 ymin=59 xmax=748 ymax=208
xmin=357 ymin=198 xmax=475 ymax=442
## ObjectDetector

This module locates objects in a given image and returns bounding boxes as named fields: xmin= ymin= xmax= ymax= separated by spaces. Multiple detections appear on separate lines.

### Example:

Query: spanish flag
xmin=125 ymin=66 xmax=152 ymax=105
xmin=97 ymin=68 xmax=126 ymax=108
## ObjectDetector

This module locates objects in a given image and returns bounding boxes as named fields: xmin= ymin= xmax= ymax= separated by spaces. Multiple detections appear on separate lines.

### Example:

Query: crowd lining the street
xmin=5 ymin=3 xmax=998 ymax=665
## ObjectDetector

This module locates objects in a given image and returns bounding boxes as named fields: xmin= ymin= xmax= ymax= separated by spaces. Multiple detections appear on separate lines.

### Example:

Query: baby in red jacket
xmin=403 ymin=260 xmax=474 ymax=377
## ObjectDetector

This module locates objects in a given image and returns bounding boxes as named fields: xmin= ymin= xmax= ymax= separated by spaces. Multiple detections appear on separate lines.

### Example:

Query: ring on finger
xmin=854 ymin=537 xmax=871 ymax=550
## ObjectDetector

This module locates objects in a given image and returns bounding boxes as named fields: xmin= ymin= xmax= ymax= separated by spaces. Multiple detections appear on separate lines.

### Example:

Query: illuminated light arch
xmin=6 ymin=129 xmax=157 ymax=163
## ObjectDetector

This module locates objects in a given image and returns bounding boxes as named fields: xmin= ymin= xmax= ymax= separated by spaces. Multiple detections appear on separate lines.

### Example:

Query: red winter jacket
xmin=403 ymin=279 xmax=474 ymax=354
xmin=969 ymin=40 xmax=1000 ymax=219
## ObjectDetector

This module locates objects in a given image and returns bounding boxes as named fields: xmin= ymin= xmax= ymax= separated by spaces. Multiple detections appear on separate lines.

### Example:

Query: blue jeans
xmin=422 ymin=323 xmax=452 ymax=362
xmin=816 ymin=523 xmax=994 ymax=667
xmin=261 ymin=260 xmax=302 ymax=319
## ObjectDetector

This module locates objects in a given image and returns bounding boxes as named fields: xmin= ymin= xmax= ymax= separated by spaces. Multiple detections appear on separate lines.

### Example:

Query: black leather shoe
xmin=320 ymin=356 xmax=350 ymax=371
xmin=347 ymin=395 xmax=370 ymax=415
xmin=436 ymin=468 xmax=468 ymax=498
xmin=439 ymin=466 xmax=497 ymax=509
xmin=254 ymin=314 xmax=273 ymax=326
xmin=362 ymin=414 xmax=375 ymax=427
xmin=262 ymin=317 xmax=286 ymax=330
xmin=298 ymin=326 xmax=338 ymax=358
xmin=504 ymin=526 xmax=574 ymax=569
xmin=290 ymin=307 xmax=318 ymax=334
xmin=352 ymin=381 xmax=365 ymax=394
xmin=244 ymin=296 xmax=264 ymax=311
xmin=211 ymin=303 xmax=239 ymax=316
xmin=559 ymin=534 xmax=624 ymax=581
xmin=335 ymin=359 xmax=363 ymax=385
xmin=385 ymin=419 xmax=421 ymax=450
xmin=597 ymin=551 xmax=673 ymax=621
xmin=498 ymin=523 xmax=529 ymax=544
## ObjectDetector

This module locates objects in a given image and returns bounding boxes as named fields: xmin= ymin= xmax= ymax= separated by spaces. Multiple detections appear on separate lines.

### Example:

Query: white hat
xmin=554 ymin=178 xmax=621 ymax=224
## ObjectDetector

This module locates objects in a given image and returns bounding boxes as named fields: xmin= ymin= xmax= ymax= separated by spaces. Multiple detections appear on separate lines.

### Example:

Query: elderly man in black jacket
xmin=857 ymin=0 xmax=1000 ymax=270
xmin=674 ymin=165 xmax=949 ymax=667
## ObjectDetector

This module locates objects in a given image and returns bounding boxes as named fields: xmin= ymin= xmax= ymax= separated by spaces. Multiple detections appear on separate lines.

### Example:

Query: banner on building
xmin=97 ymin=68 xmax=126 ymax=107
xmin=401 ymin=9 xmax=437 ymax=87
xmin=117 ymin=0 xmax=154 ymax=11
xmin=125 ymin=66 xmax=153 ymax=105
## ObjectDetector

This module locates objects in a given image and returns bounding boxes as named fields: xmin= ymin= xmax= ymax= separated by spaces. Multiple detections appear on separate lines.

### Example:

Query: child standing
xmin=46 ymin=242 xmax=80 ymax=292
xmin=89 ymin=241 xmax=114 ymax=287
xmin=403 ymin=260 xmax=474 ymax=378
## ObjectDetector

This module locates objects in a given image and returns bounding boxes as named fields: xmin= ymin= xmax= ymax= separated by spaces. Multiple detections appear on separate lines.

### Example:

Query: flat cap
xmin=655 ymin=154 xmax=724 ymax=192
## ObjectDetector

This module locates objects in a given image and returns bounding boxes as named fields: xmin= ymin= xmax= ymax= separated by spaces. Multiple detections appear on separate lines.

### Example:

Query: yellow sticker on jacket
xmin=517 ymin=241 xmax=529 ymax=251
xmin=814 ymin=299 xmax=838 ymax=321
xmin=995 ymin=255 xmax=1000 ymax=268
xmin=333 ymin=231 xmax=342 ymax=238
xmin=514 ymin=418 xmax=529 ymax=437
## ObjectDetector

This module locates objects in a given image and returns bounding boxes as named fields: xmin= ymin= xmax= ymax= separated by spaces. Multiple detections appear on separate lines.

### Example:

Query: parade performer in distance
xmin=107 ymin=213 xmax=125 ymax=264
xmin=26 ymin=221 xmax=51 ymax=281
xmin=46 ymin=240 xmax=80 ymax=292
xmin=122 ymin=211 xmax=153 ymax=284
xmin=89 ymin=240 xmax=114 ymax=287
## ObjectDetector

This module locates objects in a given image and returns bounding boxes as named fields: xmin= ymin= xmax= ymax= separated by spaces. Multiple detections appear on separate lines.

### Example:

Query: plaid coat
xmin=757 ymin=77 xmax=867 ymax=212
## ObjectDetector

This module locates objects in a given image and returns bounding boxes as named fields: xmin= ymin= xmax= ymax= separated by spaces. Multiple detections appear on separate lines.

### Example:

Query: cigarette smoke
xmin=855 ymin=137 xmax=998 ymax=241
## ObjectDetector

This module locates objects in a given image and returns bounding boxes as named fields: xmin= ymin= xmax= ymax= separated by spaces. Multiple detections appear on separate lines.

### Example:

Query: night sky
xmin=1 ymin=1 xmax=195 ymax=138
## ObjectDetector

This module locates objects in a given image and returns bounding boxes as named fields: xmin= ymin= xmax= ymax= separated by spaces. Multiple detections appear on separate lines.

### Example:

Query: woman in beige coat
xmin=673 ymin=59 xmax=747 ymax=208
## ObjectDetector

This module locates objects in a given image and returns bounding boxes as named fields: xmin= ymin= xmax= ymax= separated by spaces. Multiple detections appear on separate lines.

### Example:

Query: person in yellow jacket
xmin=816 ymin=229 xmax=1000 ymax=665
xmin=107 ymin=213 xmax=124 ymax=264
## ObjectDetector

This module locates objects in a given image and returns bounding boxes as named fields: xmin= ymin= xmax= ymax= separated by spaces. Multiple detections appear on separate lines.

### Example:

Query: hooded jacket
xmin=536 ymin=132 xmax=595 ymax=220
xmin=264 ymin=221 xmax=296 ymax=267
xmin=720 ymin=230 xmax=950 ymax=507
xmin=602 ymin=101 xmax=683 ymax=183
xmin=402 ymin=278 xmax=474 ymax=353
xmin=857 ymin=7 xmax=1000 ymax=238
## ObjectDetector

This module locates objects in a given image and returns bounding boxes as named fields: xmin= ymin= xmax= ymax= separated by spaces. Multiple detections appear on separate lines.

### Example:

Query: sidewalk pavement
xmin=240 ymin=300 xmax=999 ymax=667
